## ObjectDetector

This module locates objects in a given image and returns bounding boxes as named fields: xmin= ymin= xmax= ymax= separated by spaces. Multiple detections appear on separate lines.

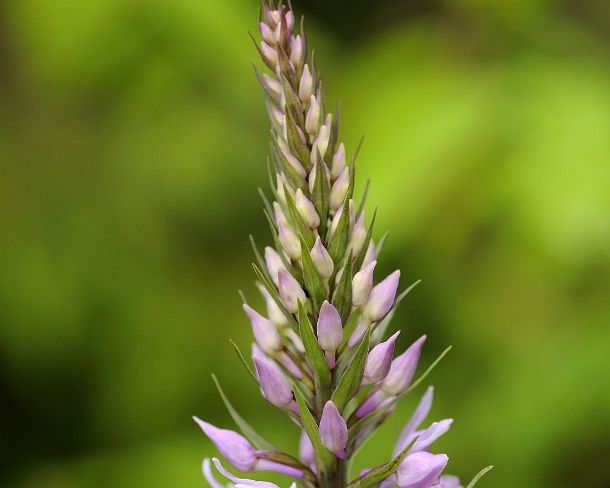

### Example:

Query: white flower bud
xmin=262 ymin=73 xmax=282 ymax=99
xmin=311 ymin=124 xmax=330 ymax=160
xmin=299 ymin=65 xmax=313 ymax=103
xmin=308 ymin=161 xmax=330 ymax=194
xmin=331 ymin=143 xmax=346 ymax=180
xmin=273 ymin=201 xmax=289 ymax=228
xmin=305 ymin=95 xmax=320 ymax=136
xmin=278 ymin=139 xmax=307 ymax=178
xmin=330 ymin=166 xmax=350 ymax=210
xmin=260 ymin=23 xmax=275 ymax=44
xmin=349 ymin=212 xmax=367 ymax=257
xmin=310 ymin=236 xmax=334 ymax=278
xmin=295 ymin=188 xmax=320 ymax=228
xmin=352 ymin=260 xmax=376 ymax=306
xmin=275 ymin=174 xmax=287 ymax=204
xmin=264 ymin=246 xmax=286 ymax=286
xmin=278 ymin=269 xmax=306 ymax=314
xmin=256 ymin=282 xmax=288 ymax=328
xmin=290 ymin=35 xmax=304 ymax=68
xmin=278 ymin=220 xmax=301 ymax=260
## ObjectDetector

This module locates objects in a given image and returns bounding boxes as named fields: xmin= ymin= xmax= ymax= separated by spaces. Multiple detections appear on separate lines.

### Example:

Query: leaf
xmin=249 ymin=235 xmax=270 ymax=284
xmin=298 ymin=301 xmax=331 ymax=405
xmin=286 ymin=110 xmax=311 ymax=168
xmin=311 ymin=158 xmax=330 ymax=240
xmin=258 ymin=188 xmax=274 ymax=222
xmin=356 ymin=179 xmax=370 ymax=219
xmin=466 ymin=466 xmax=494 ymax=488
xmin=327 ymin=104 xmax=341 ymax=159
xmin=229 ymin=339 xmax=257 ymax=383
xmin=331 ymin=252 xmax=353 ymax=324
xmin=280 ymin=73 xmax=305 ymax=129
xmin=293 ymin=387 xmax=336 ymax=478
xmin=331 ymin=326 xmax=370 ymax=412
xmin=211 ymin=374 xmax=277 ymax=450
xmin=347 ymin=436 xmax=417 ymax=488
xmin=284 ymin=189 xmax=316 ymax=248
xmin=299 ymin=238 xmax=327 ymax=310
xmin=328 ymin=198 xmax=351 ymax=265
xmin=346 ymin=161 xmax=356 ymax=200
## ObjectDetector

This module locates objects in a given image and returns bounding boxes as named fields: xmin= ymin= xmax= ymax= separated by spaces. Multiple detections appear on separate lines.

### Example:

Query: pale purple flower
xmin=439 ymin=475 xmax=463 ymax=488
xmin=299 ymin=65 xmax=313 ymax=103
xmin=319 ymin=401 xmax=348 ymax=458
xmin=310 ymin=236 xmax=334 ymax=278
xmin=363 ymin=331 xmax=400 ymax=384
xmin=278 ymin=269 xmax=306 ymax=314
xmin=299 ymin=431 xmax=316 ymax=471
xmin=381 ymin=335 xmax=426 ymax=396
xmin=393 ymin=386 xmax=434 ymax=455
xmin=243 ymin=304 xmax=282 ymax=354
xmin=264 ymin=246 xmax=286 ymax=286
xmin=395 ymin=452 xmax=448 ymax=488
xmin=252 ymin=353 xmax=294 ymax=409
xmin=363 ymin=270 xmax=400 ymax=321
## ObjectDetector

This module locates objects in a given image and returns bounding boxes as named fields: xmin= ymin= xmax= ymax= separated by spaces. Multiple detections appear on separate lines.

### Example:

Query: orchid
xmin=194 ymin=2 xmax=492 ymax=488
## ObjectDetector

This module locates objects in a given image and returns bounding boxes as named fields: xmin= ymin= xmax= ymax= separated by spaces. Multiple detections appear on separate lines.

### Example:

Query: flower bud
xmin=256 ymin=282 xmax=289 ymax=328
xmin=395 ymin=452 xmax=448 ymax=488
xmin=260 ymin=22 xmax=275 ymax=44
xmin=299 ymin=65 xmax=313 ymax=103
xmin=352 ymin=260 xmax=376 ymax=306
xmin=193 ymin=418 xmax=257 ymax=471
xmin=308 ymin=161 xmax=330 ymax=194
xmin=278 ymin=269 xmax=306 ymax=314
xmin=331 ymin=143 xmax=346 ymax=180
xmin=243 ymin=304 xmax=282 ymax=354
xmin=273 ymin=201 xmax=289 ymax=228
xmin=262 ymin=73 xmax=282 ymax=99
xmin=295 ymin=188 xmax=320 ymax=228
xmin=319 ymin=401 xmax=348 ymax=457
xmin=252 ymin=353 xmax=294 ymax=408
xmin=278 ymin=139 xmax=307 ymax=178
xmin=275 ymin=174 xmax=287 ymax=204
xmin=363 ymin=330 xmax=400 ymax=384
xmin=329 ymin=199 xmax=353 ymax=237
xmin=330 ymin=166 xmax=350 ymax=210
xmin=310 ymin=236 xmax=334 ymax=278
xmin=285 ymin=11 xmax=296 ymax=31
xmin=316 ymin=301 xmax=343 ymax=352
xmin=311 ymin=124 xmax=330 ymax=160
xmin=347 ymin=314 xmax=370 ymax=348
xmin=363 ymin=270 xmax=400 ymax=321
xmin=381 ymin=335 xmax=426 ymax=396
xmin=290 ymin=34 xmax=304 ymax=67
xmin=278 ymin=220 xmax=301 ymax=260
xmin=265 ymin=246 xmax=286 ymax=286
xmin=261 ymin=41 xmax=278 ymax=67
xmin=305 ymin=95 xmax=320 ymax=136
xmin=350 ymin=212 xmax=367 ymax=256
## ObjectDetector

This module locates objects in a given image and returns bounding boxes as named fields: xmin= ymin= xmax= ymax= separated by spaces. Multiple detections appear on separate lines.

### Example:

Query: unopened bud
xmin=262 ymin=73 xmax=282 ymax=99
xmin=316 ymin=301 xmax=343 ymax=352
xmin=260 ymin=22 xmax=276 ymax=44
xmin=256 ymin=282 xmax=288 ymax=328
xmin=308 ymin=161 xmax=330 ymax=194
xmin=352 ymin=260 xmax=376 ymax=306
xmin=279 ymin=139 xmax=307 ymax=178
xmin=330 ymin=166 xmax=350 ymax=210
xmin=261 ymin=41 xmax=278 ymax=67
xmin=363 ymin=270 xmax=400 ymax=321
xmin=331 ymin=143 xmax=346 ymax=180
xmin=319 ymin=401 xmax=348 ymax=458
xmin=243 ymin=304 xmax=282 ymax=354
xmin=311 ymin=124 xmax=330 ymax=160
xmin=363 ymin=331 xmax=400 ymax=384
xmin=299 ymin=65 xmax=313 ymax=103
xmin=305 ymin=95 xmax=320 ymax=136
xmin=264 ymin=246 xmax=286 ymax=286
xmin=349 ymin=212 xmax=367 ymax=256
xmin=278 ymin=220 xmax=301 ymax=260
xmin=278 ymin=269 xmax=306 ymax=314
xmin=310 ymin=236 xmax=334 ymax=278
xmin=273 ymin=201 xmax=289 ymax=228
xmin=295 ymin=188 xmax=320 ymax=228
xmin=290 ymin=35 xmax=304 ymax=68
xmin=252 ymin=353 xmax=294 ymax=408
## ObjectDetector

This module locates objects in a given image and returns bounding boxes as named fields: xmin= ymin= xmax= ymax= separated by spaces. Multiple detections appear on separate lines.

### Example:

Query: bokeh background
xmin=1 ymin=0 xmax=609 ymax=487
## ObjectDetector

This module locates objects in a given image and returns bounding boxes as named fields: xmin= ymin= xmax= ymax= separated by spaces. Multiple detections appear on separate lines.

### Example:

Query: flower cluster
xmin=194 ymin=2 xmax=490 ymax=488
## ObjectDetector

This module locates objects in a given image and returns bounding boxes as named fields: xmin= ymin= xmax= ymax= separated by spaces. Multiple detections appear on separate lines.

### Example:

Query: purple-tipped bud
xmin=243 ymin=304 xmax=282 ymax=354
xmin=278 ymin=140 xmax=307 ymax=178
xmin=331 ymin=143 xmax=346 ymax=180
xmin=395 ymin=452 xmax=448 ymax=488
xmin=295 ymin=188 xmax=320 ymax=228
xmin=252 ymin=353 xmax=294 ymax=408
xmin=330 ymin=166 xmax=350 ymax=210
xmin=259 ymin=22 xmax=275 ymax=44
xmin=311 ymin=124 xmax=330 ymax=160
xmin=290 ymin=34 xmax=304 ymax=67
xmin=316 ymin=301 xmax=343 ymax=352
xmin=260 ymin=41 xmax=278 ymax=67
xmin=278 ymin=269 xmax=306 ymax=314
xmin=381 ymin=335 xmax=426 ymax=396
xmin=299 ymin=65 xmax=313 ymax=103
xmin=319 ymin=401 xmax=348 ymax=457
xmin=299 ymin=431 xmax=316 ymax=471
xmin=311 ymin=236 xmax=334 ymax=278
xmin=193 ymin=418 xmax=257 ymax=472
xmin=305 ymin=95 xmax=320 ymax=136
xmin=363 ymin=331 xmax=400 ymax=384
xmin=363 ymin=270 xmax=400 ymax=321
xmin=278 ymin=220 xmax=301 ymax=260
xmin=256 ymin=282 xmax=288 ymax=328
xmin=352 ymin=260 xmax=377 ymax=306
xmin=265 ymin=246 xmax=286 ymax=286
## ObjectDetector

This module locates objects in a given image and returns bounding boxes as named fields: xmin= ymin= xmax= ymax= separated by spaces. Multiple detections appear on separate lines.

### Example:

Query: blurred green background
xmin=1 ymin=0 xmax=609 ymax=487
